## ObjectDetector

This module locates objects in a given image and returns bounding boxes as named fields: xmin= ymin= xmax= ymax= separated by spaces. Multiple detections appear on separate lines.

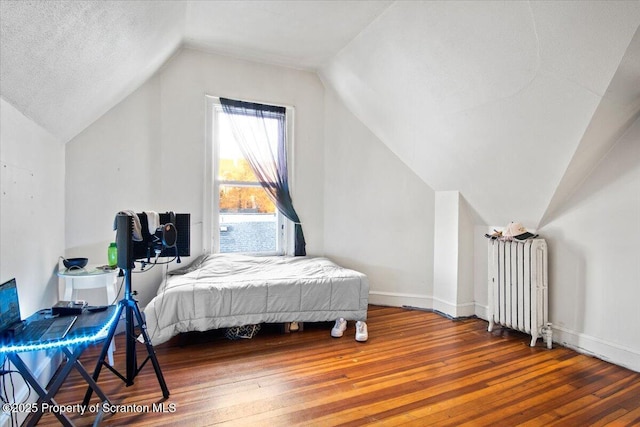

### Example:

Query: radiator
xmin=487 ymin=238 xmax=552 ymax=348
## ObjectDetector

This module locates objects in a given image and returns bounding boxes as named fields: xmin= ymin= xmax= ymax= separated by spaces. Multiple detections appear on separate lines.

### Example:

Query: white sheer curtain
xmin=220 ymin=98 xmax=306 ymax=256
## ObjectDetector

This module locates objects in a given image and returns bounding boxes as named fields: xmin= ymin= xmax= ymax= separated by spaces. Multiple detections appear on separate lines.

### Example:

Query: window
xmin=205 ymin=97 xmax=294 ymax=254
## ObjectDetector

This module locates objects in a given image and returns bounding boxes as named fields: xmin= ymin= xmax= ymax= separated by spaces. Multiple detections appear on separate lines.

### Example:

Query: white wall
xmin=471 ymin=119 xmax=640 ymax=371
xmin=66 ymin=48 xmax=325 ymax=307
xmin=320 ymin=1 xmax=640 ymax=229
xmin=433 ymin=191 xmax=475 ymax=318
xmin=473 ymin=225 xmax=493 ymax=320
xmin=540 ymin=118 xmax=640 ymax=371
xmin=65 ymin=74 xmax=163 ymax=305
xmin=0 ymin=97 xmax=66 ymax=426
xmin=457 ymin=196 xmax=475 ymax=313
xmin=323 ymin=87 xmax=435 ymax=308
xmin=433 ymin=192 xmax=460 ymax=314
xmin=67 ymin=45 xmax=437 ymax=316
xmin=0 ymin=98 xmax=65 ymax=317
xmin=64 ymin=45 xmax=640 ymax=374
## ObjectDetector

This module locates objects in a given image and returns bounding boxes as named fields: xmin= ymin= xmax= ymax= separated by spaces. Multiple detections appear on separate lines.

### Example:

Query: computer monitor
xmin=0 ymin=279 xmax=21 ymax=334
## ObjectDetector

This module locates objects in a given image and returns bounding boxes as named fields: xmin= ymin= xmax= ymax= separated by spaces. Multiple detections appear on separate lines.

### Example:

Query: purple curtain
xmin=220 ymin=98 xmax=306 ymax=256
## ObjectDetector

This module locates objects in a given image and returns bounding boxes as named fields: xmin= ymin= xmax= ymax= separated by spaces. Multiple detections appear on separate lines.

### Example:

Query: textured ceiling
xmin=0 ymin=0 xmax=186 ymax=142
xmin=1 ymin=0 xmax=639 ymax=227
xmin=184 ymin=1 xmax=393 ymax=70
xmin=0 ymin=0 xmax=391 ymax=142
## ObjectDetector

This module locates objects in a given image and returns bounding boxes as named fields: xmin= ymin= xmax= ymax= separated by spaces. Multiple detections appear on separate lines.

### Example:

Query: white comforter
xmin=143 ymin=254 xmax=369 ymax=345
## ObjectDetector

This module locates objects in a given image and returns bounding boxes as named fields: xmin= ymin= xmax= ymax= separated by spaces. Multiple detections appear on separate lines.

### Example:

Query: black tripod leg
xmin=82 ymin=265 xmax=169 ymax=399
xmin=131 ymin=301 xmax=170 ymax=398
xmin=125 ymin=299 xmax=137 ymax=385
xmin=82 ymin=302 xmax=124 ymax=406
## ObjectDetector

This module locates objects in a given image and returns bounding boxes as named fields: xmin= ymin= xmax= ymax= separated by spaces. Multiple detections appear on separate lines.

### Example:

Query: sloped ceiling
xmin=1 ymin=0 xmax=639 ymax=227
xmin=0 ymin=0 xmax=186 ymax=142
xmin=320 ymin=1 xmax=640 ymax=227
xmin=0 ymin=0 xmax=391 ymax=142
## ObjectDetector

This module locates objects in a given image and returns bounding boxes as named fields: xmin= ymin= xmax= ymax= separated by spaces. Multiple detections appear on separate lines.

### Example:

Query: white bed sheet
xmin=143 ymin=254 xmax=369 ymax=345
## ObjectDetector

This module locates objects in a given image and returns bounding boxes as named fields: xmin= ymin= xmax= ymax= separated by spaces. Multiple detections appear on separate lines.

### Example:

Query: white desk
xmin=57 ymin=266 xmax=119 ymax=365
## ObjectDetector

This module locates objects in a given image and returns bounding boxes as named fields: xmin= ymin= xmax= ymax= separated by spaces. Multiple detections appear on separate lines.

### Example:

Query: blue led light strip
xmin=0 ymin=308 xmax=120 ymax=354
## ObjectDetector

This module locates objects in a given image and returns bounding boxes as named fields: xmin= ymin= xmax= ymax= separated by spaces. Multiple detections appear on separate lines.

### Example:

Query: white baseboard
xmin=431 ymin=297 xmax=476 ymax=318
xmin=368 ymin=291 xmax=432 ymax=310
xmin=368 ymin=291 xmax=476 ymax=318
xmin=553 ymin=326 xmax=640 ymax=373
xmin=474 ymin=303 xmax=489 ymax=321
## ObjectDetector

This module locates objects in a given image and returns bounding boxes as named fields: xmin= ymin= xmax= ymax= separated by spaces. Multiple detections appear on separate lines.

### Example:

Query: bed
xmin=142 ymin=253 xmax=369 ymax=345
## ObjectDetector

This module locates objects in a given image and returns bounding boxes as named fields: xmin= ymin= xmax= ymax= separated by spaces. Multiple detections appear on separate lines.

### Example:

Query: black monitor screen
xmin=0 ymin=278 xmax=21 ymax=332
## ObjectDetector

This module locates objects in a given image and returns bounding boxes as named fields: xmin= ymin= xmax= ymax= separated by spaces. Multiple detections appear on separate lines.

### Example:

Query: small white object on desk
xmin=57 ymin=265 xmax=119 ymax=364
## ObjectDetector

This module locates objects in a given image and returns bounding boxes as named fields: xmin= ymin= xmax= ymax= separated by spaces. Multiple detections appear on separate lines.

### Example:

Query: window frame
xmin=204 ymin=96 xmax=295 ymax=255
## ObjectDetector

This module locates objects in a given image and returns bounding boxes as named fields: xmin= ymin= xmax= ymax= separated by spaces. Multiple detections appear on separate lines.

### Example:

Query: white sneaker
xmin=331 ymin=318 xmax=347 ymax=338
xmin=355 ymin=321 xmax=368 ymax=342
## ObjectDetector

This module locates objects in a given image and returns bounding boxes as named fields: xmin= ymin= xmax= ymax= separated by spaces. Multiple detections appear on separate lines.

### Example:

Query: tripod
xmin=82 ymin=267 xmax=169 ymax=406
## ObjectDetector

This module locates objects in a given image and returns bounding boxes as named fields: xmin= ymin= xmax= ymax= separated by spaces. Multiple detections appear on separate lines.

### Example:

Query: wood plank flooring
xmin=36 ymin=305 xmax=640 ymax=426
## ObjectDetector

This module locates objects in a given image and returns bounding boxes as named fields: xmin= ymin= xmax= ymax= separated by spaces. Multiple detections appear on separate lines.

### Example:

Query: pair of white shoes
xmin=331 ymin=318 xmax=368 ymax=342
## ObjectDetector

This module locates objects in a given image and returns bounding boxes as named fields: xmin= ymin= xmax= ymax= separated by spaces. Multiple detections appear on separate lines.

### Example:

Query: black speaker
xmin=116 ymin=214 xmax=133 ymax=269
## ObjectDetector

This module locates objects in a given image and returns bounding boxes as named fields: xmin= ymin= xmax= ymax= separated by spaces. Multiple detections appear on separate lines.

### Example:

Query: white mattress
xmin=143 ymin=254 xmax=369 ymax=345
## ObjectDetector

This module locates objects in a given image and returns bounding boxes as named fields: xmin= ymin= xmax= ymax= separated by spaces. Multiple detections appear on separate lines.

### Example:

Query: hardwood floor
xmin=36 ymin=305 xmax=640 ymax=426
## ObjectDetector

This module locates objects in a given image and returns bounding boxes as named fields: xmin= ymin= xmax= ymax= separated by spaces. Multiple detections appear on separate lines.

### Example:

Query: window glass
xmin=211 ymin=100 xmax=286 ymax=254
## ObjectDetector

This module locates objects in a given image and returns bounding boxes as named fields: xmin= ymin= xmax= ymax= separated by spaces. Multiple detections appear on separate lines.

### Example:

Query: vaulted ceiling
xmin=1 ymin=0 xmax=639 ymax=227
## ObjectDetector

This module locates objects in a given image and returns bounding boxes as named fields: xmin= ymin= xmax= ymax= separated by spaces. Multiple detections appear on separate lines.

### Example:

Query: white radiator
xmin=487 ymin=238 xmax=552 ymax=348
